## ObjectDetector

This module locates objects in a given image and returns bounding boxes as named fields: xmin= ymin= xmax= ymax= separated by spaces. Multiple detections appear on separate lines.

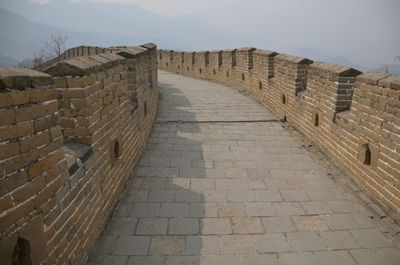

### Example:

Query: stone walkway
xmin=87 ymin=71 xmax=400 ymax=265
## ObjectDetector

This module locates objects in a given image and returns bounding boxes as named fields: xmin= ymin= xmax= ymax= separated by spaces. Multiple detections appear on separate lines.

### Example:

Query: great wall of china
xmin=0 ymin=43 xmax=399 ymax=264
xmin=157 ymin=48 xmax=400 ymax=224
xmin=0 ymin=44 xmax=158 ymax=265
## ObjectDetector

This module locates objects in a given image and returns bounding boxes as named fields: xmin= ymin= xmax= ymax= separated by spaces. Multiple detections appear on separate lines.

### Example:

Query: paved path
xmin=88 ymin=71 xmax=400 ymax=265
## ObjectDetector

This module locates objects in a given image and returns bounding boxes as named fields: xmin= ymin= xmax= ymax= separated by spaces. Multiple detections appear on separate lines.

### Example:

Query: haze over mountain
xmin=0 ymin=0 xmax=399 ymax=72
xmin=0 ymin=0 xmax=238 ymax=63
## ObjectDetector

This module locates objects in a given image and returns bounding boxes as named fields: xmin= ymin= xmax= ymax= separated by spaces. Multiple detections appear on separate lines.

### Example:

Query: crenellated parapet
xmin=0 ymin=43 xmax=158 ymax=265
xmin=158 ymin=47 xmax=400 ymax=223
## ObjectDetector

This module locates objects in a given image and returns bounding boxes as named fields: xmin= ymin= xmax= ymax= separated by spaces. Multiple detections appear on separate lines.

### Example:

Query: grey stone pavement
xmin=87 ymin=71 xmax=400 ymax=265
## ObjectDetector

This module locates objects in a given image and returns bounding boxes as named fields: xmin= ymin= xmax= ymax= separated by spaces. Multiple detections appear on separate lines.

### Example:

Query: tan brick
xmin=103 ymin=94 xmax=113 ymax=105
xmin=0 ymin=171 xmax=28 ymax=197
xmin=0 ymin=163 xmax=4 ymax=179
xmin=16 ymin=121 xmax=35 ymax=138
xmin=0 ymin=200 xmax=34 ymax=231
xmin=3 ymin=150 xmax=39 ymax=175
xmin=67 ymin=77 xmax=84 ymax=88
xmin=30 ymin=89 xmax=58 ymax=103
xmin=19 ymin=131 xmax=50 ymax=153
xmin=12 ymin=175 xmax=46 ymax=204
xmin=113 ymin=73 xmax=121 ymax=82
xmin=46 ymin=101 xmax=59 ymax=114
xmin=70 ymin=98 xmax=89 ymax=110
xmin=0 ymin=125 xmax=16 ymax=141
xmin=59 ymin=119 xmax=75 ymax=128
xmin=34 ymin=115 xmax=58 ymax=132
xmin=0 ymin=92 xmax=12 ymax=107
xmin=54 ymin=78 xmax=67 ymax=88
xmin=15 ymin=105 xmax=48 ymax=122
xmin=27 ymin=150 xmax=64 ymax=180
xmin=84 ymin=74 xmax=97 ymax=87
xmin=9 ymin=90 xmax=29 ymax=105
xmin=61 ymin=88 xmax=86 ymax=99
xmin=45 ymin=160 xmax=66 ymax=183
xmin=50 ymin=126 xmax=62 ymax=139
xmin=63 ymin=128 xmax=92 ymax=137
xmin=0 ymin=195 xmax=14 ymax=213
xmin=0 ymin=121 xmax=34 ymax=142
xmin=0 ymin=142 xmax=20 ymax=160
xmin=103 ymin=77 xmax=114 ymax=87
xmin=0 ymin=109 xmax=16 ymax=126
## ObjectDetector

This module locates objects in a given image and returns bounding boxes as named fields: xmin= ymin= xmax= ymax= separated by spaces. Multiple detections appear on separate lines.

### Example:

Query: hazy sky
xmin=27 ymin=0 xmax=400 ymax=67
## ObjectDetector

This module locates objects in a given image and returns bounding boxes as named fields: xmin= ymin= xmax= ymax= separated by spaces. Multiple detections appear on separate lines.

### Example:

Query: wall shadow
xmin=87 ymin=71 xmax=207 ymax=265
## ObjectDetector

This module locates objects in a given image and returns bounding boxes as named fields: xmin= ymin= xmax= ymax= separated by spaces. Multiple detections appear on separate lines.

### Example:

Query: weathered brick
xmin=0 ymin=121 xmax=34 ymax=141
xmin=0 ymin=200 xmax=34 ymax=231
xmin=0 ymin=142 xmax=20 ymax=160
xmin=84 ymin=74 xmax=97 ymax=87
xmin=0 ymin=195 xmax=14 ymax=212
xmin=8 ymin=90 xmax=29 ymax=105
xmin=3 ymin=149 xmax=39 ymax=175
xmin=19 ymin=131 xmax=50 ymax=153
xmin=59 ymin=118 xmax=75 ymax=128
xmin=11 ymin=175 xmax=46 ymax=204
xmin=50 ymin=126 xmax=62 ymax=139
xmin=27 ymin=150 xmax=64 ymax=180
xmin=34 ymin=115 xmax=58 ymax=132
xmin=30 ymin=89 xmax=58 ymax=103
xmin=54 ymin=78 xmax=67 ymax=88
xmin=0 ymin=109 xmax=16 ymax=126
xmin=66 ymin=77 xmax=84 ymax=88
xmin=61 ymin=88 xmax=86 ymax=99
xmin=15 ymin=105 xmax=48 ymax=122
xmin=0 ymin=163 xmax=4 ymax=179
xmin=0 ymin=92 xmax=12 ymax=107
xmin=103 ymin=94 xmax=113 ymax=105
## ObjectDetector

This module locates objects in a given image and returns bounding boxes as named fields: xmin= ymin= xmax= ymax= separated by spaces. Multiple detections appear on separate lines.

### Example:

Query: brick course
xmin=0 ymin=43 xmax=158 ymax=265
xmin=158 ymin=48 xmax=400 ymax=224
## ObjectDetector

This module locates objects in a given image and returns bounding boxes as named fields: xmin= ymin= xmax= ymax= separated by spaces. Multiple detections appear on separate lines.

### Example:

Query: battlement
xmin=0 ymin=43 xmax=158 ymax=265
xmin=158 ymin=48 xmax=400 ymax=224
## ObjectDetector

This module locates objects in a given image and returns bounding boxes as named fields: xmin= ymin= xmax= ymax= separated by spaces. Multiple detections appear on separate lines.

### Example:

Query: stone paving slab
xmin=87 ymin=71 xmax=400 ymax=265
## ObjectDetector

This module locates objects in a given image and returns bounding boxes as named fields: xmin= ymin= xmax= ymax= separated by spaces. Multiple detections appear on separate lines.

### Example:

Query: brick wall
xmin=158 ymin=48 xmax=400 ymax=224
xmin=0 ymin=43 xmax=158 ymax=265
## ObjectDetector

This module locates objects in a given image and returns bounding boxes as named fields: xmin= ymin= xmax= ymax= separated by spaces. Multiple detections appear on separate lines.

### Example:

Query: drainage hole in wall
xmin=314 ymin=113 xmax=319 ymax=127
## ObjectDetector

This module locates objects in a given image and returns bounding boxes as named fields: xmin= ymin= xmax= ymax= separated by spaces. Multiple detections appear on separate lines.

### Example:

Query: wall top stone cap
xmin=225 ymin=49 xmax=238 ymax=52
xmin=0 ymin=67 xmax=53 ymax=90
xmin=43 ymin=53 xmax=124 ymax=77
xmin=356 ymin=72 xmax=392 ymax=85
xmin=140 ymin=43 xmax=157 ymax=50
xmin=210 ymin=50 xmax=223 ymax=53
xmin=116 ymin=47 xmax=146 ymax=59
xmin=310 ymin=61 xmax=362 ymax=77
xmin=377 ymin=74 xmax=400 ymax=90
xmin=238 ymin=47 xmax=257 ymax=52
xmin=275 ymin=54 xmax=313 ymax=64
xmin=253 ymin=49 xmax=278 ymax=57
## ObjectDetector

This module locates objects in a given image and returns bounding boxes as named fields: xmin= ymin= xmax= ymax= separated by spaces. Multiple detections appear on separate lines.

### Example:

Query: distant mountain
xmin=290 ymin=46 xmax=366 ymax=71
xmin=0 ymin=0 xmax=237 ymax=55
xmin=0 ymin=7 xmax=181 ymax=62
xmin=0 ymin=53 xmax=19 ymax=66
xmin=370 ymin=64 xmax=400 ymax=75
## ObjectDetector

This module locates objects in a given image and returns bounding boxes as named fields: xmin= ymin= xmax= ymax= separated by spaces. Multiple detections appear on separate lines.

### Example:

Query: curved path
xmin=87 ymin=71 xmax=400 ymax=265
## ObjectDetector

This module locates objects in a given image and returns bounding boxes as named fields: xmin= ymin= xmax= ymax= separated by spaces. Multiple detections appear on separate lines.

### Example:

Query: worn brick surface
xmin=89 ymin=71 xmax=400 ymax=265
